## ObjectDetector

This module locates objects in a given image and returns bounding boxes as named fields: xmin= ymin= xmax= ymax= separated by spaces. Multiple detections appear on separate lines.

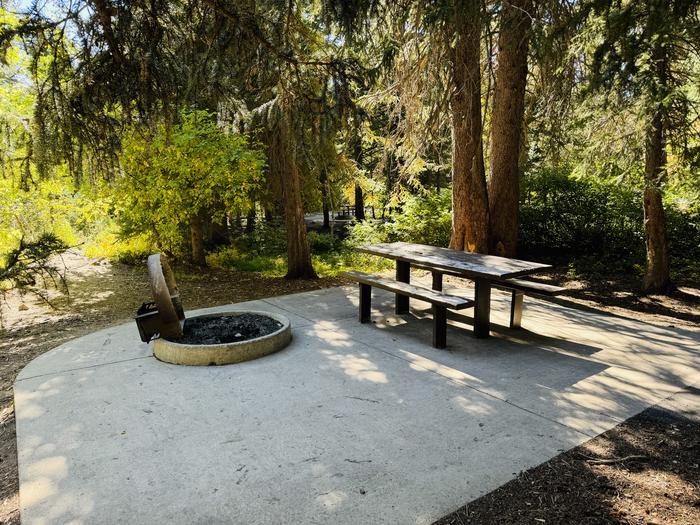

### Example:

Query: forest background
xmin=1 ymin=0 xmax=699 ymax=299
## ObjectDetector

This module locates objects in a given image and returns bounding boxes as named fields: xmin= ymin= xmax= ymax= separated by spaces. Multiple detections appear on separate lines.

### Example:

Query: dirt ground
xmin=0 ymin=252 xmax=698 ymax=524
xmin=435 ymin=401 xmax=700 ymax=525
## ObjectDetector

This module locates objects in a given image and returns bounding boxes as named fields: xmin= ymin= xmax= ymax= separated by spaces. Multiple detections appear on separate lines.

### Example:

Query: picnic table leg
xmin=359 ymin=283 xmax=371 ymax=323
xmin=432 ymin=305 xmax=447 ymax=348
xmin=431 ymin=271 xmax=443 ymax=291
xmin=510 ymin=290 xmax=524 ymax=329
xmin=395 ymin=260 xmax=410 ymax=314
xmin=474 ymin=279 xmax=491 ymax=338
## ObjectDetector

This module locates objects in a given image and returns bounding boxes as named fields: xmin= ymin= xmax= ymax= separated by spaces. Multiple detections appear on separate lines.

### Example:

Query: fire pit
xmin=135 ymin=254 xmax=291 ymax=366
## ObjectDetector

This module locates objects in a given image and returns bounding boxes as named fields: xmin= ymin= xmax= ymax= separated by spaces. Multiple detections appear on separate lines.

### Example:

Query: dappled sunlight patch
xmin=559 ymin=369 xmax=677 ymax=418
xmin=558 ymin=390 xmax=624 ymax=415
xmin=320 ymin=349 xmax=388 ymax=384
xmin=308 ymin=321 xmax=354 ymax=348
xmin=397 ymin=349 xmax=483 ymax=386
xmin=33 ymin=442 xmax=57 ymax=457
xmin=21 ymin=477 xmax=58 ymax=508
xmin=556 ymin=410 xmax=617 ymax=436
xmin=14 ymin=378 xmax=66 ymax=418
xmin=73 ymin=290 xmax=115 ymax=306
xmin=371 ymin=314 xmax=409 ymax=328
xmin=26 ymin=456 xmax=67 ymax=481
xmin=451 ymin=395 xmax=494 ymax=416
xmin=37 ymin=376 xmax=65 ymax=393
xmin=29 ymin=488 xmax=96 ymax=525
xmin=15 ymin=395 xmax=46 ymax=420
xmin=316 ymin=489 xmax=347 ymax=510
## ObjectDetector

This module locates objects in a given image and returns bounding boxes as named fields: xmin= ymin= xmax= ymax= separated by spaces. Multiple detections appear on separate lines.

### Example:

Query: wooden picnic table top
xmin=357 ymin=242 xmax=551 ymax=280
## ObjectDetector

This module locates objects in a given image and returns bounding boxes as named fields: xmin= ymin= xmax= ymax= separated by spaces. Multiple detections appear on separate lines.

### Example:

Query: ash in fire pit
xmin=174 ymin=313 xmax=283 ymax=345
xmin=136 ymin=253 xmax=292 ymax=366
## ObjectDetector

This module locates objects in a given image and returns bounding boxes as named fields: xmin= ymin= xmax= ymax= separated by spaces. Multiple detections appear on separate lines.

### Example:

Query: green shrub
xmin=519 ymin=168 xmax=644 ymax=263
xmin=116 ymin=249 xmax=152 ymax=266
xmin=232 ymin=219 xmax=288 ymax=256
xmin=207 ymin=245 xmax=286 ymax=274
xmin=307 ymin=231 xmax=336 ymax=253
xmin=666 ymin=203 xmax=700 ymax=262
xmin=347 ymin=190 xmax=452 ymax=247
xmin=347 ymin=219 xmax=394 ymax=245
xmin=519 ymin=167 xmax=700 ymax=275
xmin=391 ymin=191 xmax=452 ymax=247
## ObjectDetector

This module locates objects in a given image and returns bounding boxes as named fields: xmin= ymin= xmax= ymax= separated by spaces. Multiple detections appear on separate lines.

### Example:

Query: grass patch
xmin=208 ymin=243 xmax=391 ymax=277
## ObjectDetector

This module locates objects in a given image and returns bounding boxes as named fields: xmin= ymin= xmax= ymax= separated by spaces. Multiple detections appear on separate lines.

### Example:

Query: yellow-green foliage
xmin=114 ymin=110 xmax=265 ymax=256
xmin=0 ymin=172 xmax=104 ymax=253
xmin=207 ymin=243 xmax=391 ymax=278
xmin=82 ymin=227 xmax=154 ymax=261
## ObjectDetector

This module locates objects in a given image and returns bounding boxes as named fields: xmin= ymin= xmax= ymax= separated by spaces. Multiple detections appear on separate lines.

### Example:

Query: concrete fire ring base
xmin=152 ymin=310 xmax=292 ymax=366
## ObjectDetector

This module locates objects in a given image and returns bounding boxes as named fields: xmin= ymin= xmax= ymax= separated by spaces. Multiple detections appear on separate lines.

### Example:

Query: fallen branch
xmin=580 ymin=454 xmax=648 ymax=465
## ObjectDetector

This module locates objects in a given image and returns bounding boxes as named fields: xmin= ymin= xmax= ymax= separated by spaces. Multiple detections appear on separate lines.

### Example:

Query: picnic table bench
xmin=411 ymin=264 xmax=566 ymax=329
xmin=345 ymin=242 xmax=565 ymax=347
xmin=345 ymin=270 xmax=474 ymax=348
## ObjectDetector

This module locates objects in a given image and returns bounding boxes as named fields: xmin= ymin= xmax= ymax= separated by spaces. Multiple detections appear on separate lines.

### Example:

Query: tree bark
xmin=190 ymin=214 xmax=207 ymax=267
xmin=209 ymin=217 xmax=230 ymax=245
xmin=487 ymin=0 xmax=532 ymax=257
xmin=273 ymin=101 xmax=317 ymax=279
xmin=449 ymin=0 xmax=489 ymax=253
xmin=641 ymin=31 xmax=671 ymax=292
xmin=351 ymin=131 xmax=365 ymax=222
xmin=642 ymin=109 xmax=670 ymax=291
xmin=354 ymin=182 xmax=365 ymax=221
xmin=320 ymin=168 xmax=330 ymax=230
xmin=245 ymin=205 xmax=256 ymax=234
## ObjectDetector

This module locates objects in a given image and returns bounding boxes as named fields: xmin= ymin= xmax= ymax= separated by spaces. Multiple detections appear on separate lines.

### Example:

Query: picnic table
xmin=356 ymin=242 xmax=553 ymax=338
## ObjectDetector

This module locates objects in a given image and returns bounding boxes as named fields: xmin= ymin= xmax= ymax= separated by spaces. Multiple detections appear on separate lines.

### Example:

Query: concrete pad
xmin=339 ymin=285 xmax=699 ymax=436
xmin=264 ymin=285 xmax=395 ymax=324
xmin=655 ymin=386 xmax=700 ymax=422
xmin=14 ymin=286 xmax=700 ymax=524
xmin=16 ymin=299 xmax=310 ymax=382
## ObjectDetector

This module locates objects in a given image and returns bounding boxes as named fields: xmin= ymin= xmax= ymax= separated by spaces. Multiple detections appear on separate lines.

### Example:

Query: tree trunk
xmin=245 ymin=205 xmax=256 ymax=234
xmin=209 ymin=217 xmax=230 ymax=245
xmin=354 ymin=182 xmax=365 ymax=221
xmin=352 ymin=133 xmax=366 ymax=222
xmin=320 ymin=168 xmax=330 ymax=230
xmin=273 ymin=102 xmax=317 ymax=279
xmin=642 ymin=109 xmax=670 ymax=291
xmin=190 ymin=214 xmax=207 ymax=267
xmin=487 ymin=0 xmax=532 ymax=257
xmin=449 ymin=0 xmax=489 ymax=253
xmin=641 ymin=30 xmax=671 ymax=292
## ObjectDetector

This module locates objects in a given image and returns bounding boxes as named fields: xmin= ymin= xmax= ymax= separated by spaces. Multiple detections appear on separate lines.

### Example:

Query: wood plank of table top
xmin=357 ymin=242 xmax=551 ymax=279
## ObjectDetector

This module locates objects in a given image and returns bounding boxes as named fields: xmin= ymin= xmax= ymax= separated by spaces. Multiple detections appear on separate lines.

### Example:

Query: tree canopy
xmin=0 ymin=0 xmax=698 ymax=291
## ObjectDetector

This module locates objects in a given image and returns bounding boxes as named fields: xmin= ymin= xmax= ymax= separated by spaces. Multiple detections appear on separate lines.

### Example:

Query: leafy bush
xmin=519 ymin=168 xmax=644 ymax=264
xmin=207 ymin=245 xmax=287 ymax=274
xmin=233 ymin=219 xmax=288 ymax=256
xmin=347 ymin=190 xmax=452 ymax=247
xmin=83 ymin=228 xmax=155 ymax=264
xmin=392 ymin=191 xmax=452 ymax=246
xmin=115 ymin=110 xmax=265 ymax=257
xmin=307 ymin=231 xmax=336 ymax=253
xmin=667 ymin=203 xmax=700 ymax=263
xmin=519 ymin=167 xmax=700 ymax=274
xmin=346 ymin=219 xmax=394 ymax=245
xmin=0 ymin=234 xmax=68 ymax=315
